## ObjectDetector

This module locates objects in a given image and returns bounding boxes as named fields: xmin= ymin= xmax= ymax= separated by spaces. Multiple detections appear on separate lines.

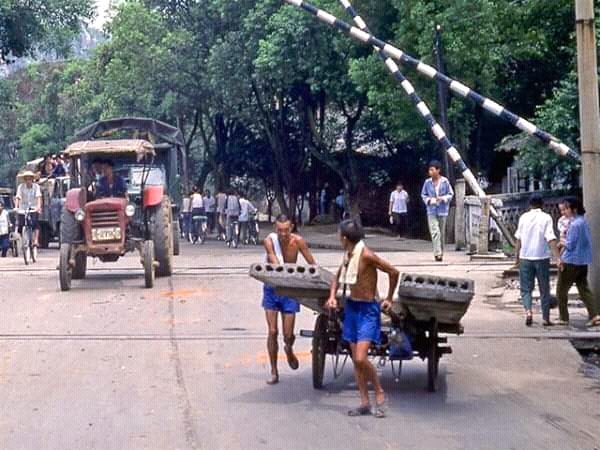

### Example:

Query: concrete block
xmin=397 ymin=273 xmax=475 ymax=325
xmin=248 ymin=263 xmax=335 ymax=311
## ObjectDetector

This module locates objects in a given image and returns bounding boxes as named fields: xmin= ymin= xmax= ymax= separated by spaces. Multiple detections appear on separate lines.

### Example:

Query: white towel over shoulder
xmin=265 ymin=232 xmax=284 ymax=264
xmin=338 ymin=240 xmax=365 ymax=286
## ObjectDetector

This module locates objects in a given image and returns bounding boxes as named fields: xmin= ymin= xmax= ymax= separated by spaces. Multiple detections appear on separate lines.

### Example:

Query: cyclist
xmin=15 ymin=170 xmax=42 ymax=248
xmin=239 ymin=192 xmax=257 ymax=244
xmin=189 ymin=187 xmax=205 ymax=242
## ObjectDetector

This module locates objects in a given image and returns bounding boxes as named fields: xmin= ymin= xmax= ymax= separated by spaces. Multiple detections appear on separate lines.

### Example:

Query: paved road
xmin=0 ymin=232 xmax=598 ymax=449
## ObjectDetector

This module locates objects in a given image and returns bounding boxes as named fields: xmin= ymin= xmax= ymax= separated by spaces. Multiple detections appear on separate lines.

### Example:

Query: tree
xmin=0 ymin=0 xmax=95 ymax=62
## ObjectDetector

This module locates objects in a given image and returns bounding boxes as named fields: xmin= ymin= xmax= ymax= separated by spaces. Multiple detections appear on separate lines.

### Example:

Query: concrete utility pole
xmin=575 ymin=0 xmax=600 ymax=299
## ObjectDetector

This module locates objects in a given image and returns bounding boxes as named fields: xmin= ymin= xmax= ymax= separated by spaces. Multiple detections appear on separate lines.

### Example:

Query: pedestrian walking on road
xmin=388 ymin=182 xmax=409 ymax=238
xmin=514 ymin=194 xmax=560 ymax=327
xmin=239 ymin=192 xmax=257 ymax=244
xmin=203 ymin=189 xmax=216 ymax=233
xmin=180 ymin=192 xmax=191 ymax=239
xmin=555 ymin=197 xmax=600 ymax=327
xmin=0 ymin=203 xmax=10 ymax=257
xmin=215 ymin=190 xmax=227 ymax=240
xmin=326 ymin=218 xmax=399 ymax=418
xmin=421 ymin=160 xmax=453 ymax=261
xmin=262 ymin=214 xmax=316 ymax=385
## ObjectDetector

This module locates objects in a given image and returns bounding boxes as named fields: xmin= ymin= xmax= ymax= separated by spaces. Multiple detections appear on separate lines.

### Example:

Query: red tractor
xmin=58 ymin=138 xmax=174 ymax=290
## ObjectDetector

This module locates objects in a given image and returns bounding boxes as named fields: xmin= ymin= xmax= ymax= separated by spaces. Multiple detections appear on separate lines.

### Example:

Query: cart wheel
xmin=143 ymin=240 xmax=155 ymax=288
xmin=427 ymin=317 xmax=439 ymax=392
xmin=312 ymin=314 xmax=328 ymax=389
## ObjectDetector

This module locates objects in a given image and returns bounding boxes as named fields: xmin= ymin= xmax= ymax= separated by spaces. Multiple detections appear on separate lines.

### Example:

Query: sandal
xmin=373 ymin=397 xmax=388 ymax=418
xmin=347 ymin=405 xmax=371 ymax=416
xmin=284 ymin=345 xmax=299 ymax=370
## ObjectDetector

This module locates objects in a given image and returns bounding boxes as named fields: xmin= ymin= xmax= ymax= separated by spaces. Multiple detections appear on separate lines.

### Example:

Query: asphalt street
xmin=0 ymin=227 xmax=598 ymax=449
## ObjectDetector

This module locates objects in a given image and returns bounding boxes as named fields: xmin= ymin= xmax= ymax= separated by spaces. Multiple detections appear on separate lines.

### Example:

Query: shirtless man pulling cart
xmin=262 ymin=214 xmax=316 ymax=385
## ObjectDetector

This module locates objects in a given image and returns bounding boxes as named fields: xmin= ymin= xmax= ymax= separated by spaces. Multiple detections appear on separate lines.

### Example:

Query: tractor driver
xmin=96 ymin=159 xmax=128 ymax=199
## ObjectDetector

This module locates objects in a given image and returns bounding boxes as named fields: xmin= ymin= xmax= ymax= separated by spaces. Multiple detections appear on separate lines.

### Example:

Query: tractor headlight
xmin=74 ymin=208 xmax=85 ymax=222
xmin=125 ymin=204 xmax=135 ymax=217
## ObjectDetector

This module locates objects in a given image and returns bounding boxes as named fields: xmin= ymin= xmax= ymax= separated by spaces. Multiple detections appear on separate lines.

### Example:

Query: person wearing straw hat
xmin=15 ymin=170 xmax=42 ymax=248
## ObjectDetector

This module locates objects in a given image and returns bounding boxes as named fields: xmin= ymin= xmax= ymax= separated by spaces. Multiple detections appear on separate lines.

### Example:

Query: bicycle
xmin=189 ymin=212 xmax=208 ymax=244
xmin=246 ymin=213 xmax=260 ymax=245
xmin=18 ymin=208 xmax=37 ymax=265
xmin=226 ymin=216 xmax=240 ymax=248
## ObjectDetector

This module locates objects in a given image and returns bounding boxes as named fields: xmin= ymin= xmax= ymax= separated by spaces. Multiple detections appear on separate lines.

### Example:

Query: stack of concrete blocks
xmin=248 ymin=263 xmax=335 ymax=313
xmin=395 ymin=273 xmax=475 ymax=328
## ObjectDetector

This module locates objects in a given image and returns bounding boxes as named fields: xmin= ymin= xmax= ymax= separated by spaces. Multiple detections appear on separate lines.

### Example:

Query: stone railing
xmin=463 ymin=191 xmax=572 ymax=250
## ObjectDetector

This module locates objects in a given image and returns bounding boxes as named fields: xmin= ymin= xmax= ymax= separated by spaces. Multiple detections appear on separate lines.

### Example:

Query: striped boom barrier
xmin=331 ymin=0 xmax=513 ymax=244
xmin=283 ymin=0 xmax=580 ymax=163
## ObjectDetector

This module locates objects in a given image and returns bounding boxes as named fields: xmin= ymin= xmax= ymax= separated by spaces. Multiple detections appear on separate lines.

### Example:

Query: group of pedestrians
xmin=515 ymin=194 xmax=599 ymax=327
xmin=181 ymin=188 xmax=258 ymax=245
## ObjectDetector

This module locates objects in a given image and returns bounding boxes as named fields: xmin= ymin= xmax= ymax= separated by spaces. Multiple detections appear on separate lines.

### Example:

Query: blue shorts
xmin=342 ymin=298 xmax=381 ymax=344
xmin=262 ymin=285 xmax=300 ymax=314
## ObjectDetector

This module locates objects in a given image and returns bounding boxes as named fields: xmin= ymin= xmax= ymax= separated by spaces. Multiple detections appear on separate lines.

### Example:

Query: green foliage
xmin=0 ymin=0 xmax=94 ymax=61
xmin=0 ymin=0 xmax=586 ymax=212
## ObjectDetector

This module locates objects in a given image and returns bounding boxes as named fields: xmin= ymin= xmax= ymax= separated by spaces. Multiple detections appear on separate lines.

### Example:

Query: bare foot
xmin=284 ymin=345 xmax=299 ymax=370
xmin=266 ymin=372 xmax=279 ymax=385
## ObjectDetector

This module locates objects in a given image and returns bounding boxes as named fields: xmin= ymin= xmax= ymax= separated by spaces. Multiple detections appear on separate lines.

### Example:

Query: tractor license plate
xmin=92 ymin=227 xmax=121 ymax=241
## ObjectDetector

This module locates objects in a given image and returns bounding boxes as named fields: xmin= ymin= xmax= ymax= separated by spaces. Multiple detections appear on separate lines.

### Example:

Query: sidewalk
xmin=299 ymin=223 xmax=432 ymax=253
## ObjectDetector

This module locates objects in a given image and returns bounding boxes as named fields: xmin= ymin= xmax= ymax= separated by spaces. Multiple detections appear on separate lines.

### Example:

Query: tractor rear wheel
xmin=152 ymin=196 xmax=173 ymax=277
xmin=172 ymin=220 xmax=180 ymax=256
xmin=143 ymin=240 xmax=155 ymax=288
xmin=59 ymin=243 xmax=72 ymax=291
xmin=72 ymin=251 xmax=87 ymax=279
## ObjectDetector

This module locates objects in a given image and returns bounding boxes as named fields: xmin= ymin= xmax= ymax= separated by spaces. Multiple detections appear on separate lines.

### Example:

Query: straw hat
xmin=21 ymin=170 xmax=36 ymax=178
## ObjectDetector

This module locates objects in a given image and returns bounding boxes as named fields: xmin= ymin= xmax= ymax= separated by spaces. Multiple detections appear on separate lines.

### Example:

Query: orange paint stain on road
xmin=159 ymin=288 xmax=214 ymax=299
xmin=255 ymin=350 xmax=311 ymax=365
xmin=219 ymin=351 xmax=311 ymax=370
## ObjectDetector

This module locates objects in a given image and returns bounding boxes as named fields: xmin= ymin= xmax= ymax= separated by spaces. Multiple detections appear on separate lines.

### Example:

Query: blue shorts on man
xmin=342 ymin=298 xmax=381 ymax=344
xmin=262 ymin=285 xmax=300 ymax=314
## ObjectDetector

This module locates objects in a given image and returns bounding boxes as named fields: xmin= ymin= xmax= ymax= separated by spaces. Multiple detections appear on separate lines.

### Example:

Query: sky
xmin=91 ymin=0 xmax=113 ymax=28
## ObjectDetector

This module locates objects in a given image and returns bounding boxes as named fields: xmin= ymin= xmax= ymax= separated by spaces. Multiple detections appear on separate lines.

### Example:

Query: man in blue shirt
xmin=96 ymin=159 xmax=128 ymax=199
xmin=555 ymin=197 xmax=599 ymax=327
xmin=421 ymin=160 xmax=454 ymax=261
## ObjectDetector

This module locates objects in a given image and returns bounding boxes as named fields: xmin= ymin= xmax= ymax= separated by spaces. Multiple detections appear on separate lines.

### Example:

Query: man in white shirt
xmin=514 ymin=194 xmax=560 ymax=327
xmin=388 ymin=182 xmax=409 ymax=239
xmin=190 ymin=188 xmax=204 ymax=241
xmin=239 ymin=193 xmax=257 ymax=244
xmin=15 ymin=170 xmax=42 ymax=247
xmin=180 ymin=192 xmax=191 ymax=239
